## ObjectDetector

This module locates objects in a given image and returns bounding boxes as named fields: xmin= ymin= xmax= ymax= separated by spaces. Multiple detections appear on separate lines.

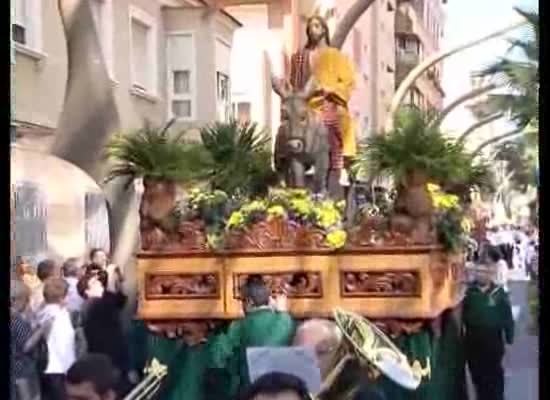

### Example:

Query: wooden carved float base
xmin=137 ymin=246 xmax=466 ymax=321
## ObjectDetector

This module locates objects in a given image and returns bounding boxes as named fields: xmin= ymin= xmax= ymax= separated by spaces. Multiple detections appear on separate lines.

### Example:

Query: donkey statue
xmin=271 ymin=76 xmax=332 ymax=195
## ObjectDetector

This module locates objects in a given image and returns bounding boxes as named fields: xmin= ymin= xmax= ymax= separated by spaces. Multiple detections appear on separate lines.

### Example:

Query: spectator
xmin=65 ymin=354 xmax=120 ymax=400
xmin=238 ymin=372 xmax=311 ymax=400
xmin=86 ymin=249 xmax=123 ymax=288
xmin=78 ymin=266 xmax=131 ymax=395
xmin=38 ymin=278 xmax=76 ymax=400
xmin=62 ymin=258 xmax=84 ymax=315
xmin=29 ymin=259 xmax=58 ymax=315
xmin=486 ymin=246 xmax=509 ymax=292
xmin=10 ymin=280 xmax=51 ymax=400
xmin=463 ymin=263 xmax=514 ymax=400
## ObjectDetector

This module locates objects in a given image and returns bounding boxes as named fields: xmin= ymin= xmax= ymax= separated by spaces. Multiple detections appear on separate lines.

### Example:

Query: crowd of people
xmin=10 ymin=220 xmax=538 ymax=400
xmin=10 ymin=249 xmax=134 ymax=400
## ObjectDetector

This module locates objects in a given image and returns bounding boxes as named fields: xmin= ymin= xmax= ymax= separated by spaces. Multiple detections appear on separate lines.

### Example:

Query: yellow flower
xmin=315 ymin=201 xmax=341 ymax=228
xmin=227 ymin=212 xmax=245 ymax=229
xmin=242 ymin=200 xmax=267 ymax=213
xmin=290 ymin=198 xmax=314 ymax=216
xmin=461 ymin=217 xmax=473 ymax=233
xmin=267 ymin=205 xmax=287 ymax=219
xmin=427 ymin=183 xmax=440 ymax=193
xmin=325 ymin=230 xmax=347 ymax=249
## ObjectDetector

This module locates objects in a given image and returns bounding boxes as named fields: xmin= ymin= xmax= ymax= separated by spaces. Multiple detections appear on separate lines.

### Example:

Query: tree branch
xmin=331 ymin=0 xmax=376 ymax=49
xmin=456 ymin=113 xmax=504 ymax=145
xmin=386 ymin=21 xmax=526 ymax=131
xmin=430 ymin=83 xmax=501 ymax=128
xmin=472 ymin=129 xmax=523 ymax=157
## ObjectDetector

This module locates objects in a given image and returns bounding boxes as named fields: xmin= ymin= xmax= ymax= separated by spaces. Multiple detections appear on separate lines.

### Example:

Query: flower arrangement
xmin=226 ymin=189 xmax=347 ymax=249
xmin=428 ymin=183 xmax=468 ymax=252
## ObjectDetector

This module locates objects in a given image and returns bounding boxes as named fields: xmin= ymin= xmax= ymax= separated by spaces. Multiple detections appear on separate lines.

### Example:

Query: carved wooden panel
xmin=340 ymin=270 xmax=421 ymax=297
xmin=233 ymin=272 xmax=323 ymax=299
xmin=145 ymin=273 xmax=221 ymax=300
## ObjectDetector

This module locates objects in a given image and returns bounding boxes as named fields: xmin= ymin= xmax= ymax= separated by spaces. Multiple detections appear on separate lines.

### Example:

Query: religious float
xmin=106 ymin=102 xmax=486 ymax=400
xmin=103 ymin=13 xmax=490 ymax=398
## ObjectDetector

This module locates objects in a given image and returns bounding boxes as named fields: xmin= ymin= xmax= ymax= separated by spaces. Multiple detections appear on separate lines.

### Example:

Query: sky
xmin=441 ymin=0 xmax=537 ymax=135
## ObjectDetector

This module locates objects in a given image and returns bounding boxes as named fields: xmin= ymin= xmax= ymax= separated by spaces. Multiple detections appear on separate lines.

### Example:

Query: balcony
xmin=395 ymin=49 xmax=420 ymax=86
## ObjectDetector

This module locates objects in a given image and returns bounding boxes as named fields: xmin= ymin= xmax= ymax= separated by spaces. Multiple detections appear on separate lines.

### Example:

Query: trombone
xmin=123 ymin=359 xmax=167 ymax=400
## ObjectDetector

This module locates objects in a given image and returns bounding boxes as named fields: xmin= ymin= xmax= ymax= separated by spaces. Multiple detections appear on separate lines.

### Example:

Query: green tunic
xmin=209 ymin=308 xmax=296 ymax=398
xmin=463 ymin=283 xmax=514 ymax=354
xmin=146 ymin=334 xmax=212 ymax=400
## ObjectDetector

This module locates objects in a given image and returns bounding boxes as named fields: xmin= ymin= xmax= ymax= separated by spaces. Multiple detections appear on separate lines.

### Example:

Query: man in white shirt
xmin=38 ymin=278 xmax=75 ymax=400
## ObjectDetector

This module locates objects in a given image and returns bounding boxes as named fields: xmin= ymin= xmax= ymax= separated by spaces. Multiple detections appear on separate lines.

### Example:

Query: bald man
xmin=292 ymin=319 xmax=386 ymax=400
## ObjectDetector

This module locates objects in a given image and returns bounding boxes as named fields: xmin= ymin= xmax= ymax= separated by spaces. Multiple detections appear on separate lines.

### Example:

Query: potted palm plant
xmin=194 ymin=119 xmax=279 ymax=198
xmin=105 ymin=120 xmax=204 ymax=250
xmin=353 ymin=109 xmax=475 ymax=244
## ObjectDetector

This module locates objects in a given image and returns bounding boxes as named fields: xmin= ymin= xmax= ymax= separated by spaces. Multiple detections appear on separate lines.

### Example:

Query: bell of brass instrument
xmin=123 ymin=359 xmax=167 ymax=400
xmin=316 ymin=309 xmax=421 ymax=400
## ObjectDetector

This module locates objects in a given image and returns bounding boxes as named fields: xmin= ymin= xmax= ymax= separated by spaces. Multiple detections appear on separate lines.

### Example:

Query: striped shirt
xmin=10 ymin=312 xmax=35 ymax=380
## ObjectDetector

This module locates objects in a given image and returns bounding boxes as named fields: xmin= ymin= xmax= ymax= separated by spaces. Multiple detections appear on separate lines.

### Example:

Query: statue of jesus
xmin=289 ymin=15 xmax=357 ymax=184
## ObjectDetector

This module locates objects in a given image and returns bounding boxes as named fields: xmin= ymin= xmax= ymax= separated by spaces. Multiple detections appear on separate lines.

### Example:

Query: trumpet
xmin=123 ymin=359 xmax=167 ymax=400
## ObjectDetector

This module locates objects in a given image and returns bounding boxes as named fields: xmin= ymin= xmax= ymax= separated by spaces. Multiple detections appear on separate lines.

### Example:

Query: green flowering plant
xmin=226 ymin=188 xmax=346 ymax=249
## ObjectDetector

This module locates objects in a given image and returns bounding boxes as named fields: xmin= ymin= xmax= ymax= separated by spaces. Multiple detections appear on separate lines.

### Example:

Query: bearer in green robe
xmin=209 ymin=275 xmax=296 ymax=399
xmin=463 ymin=263 xmax=514 ymax=400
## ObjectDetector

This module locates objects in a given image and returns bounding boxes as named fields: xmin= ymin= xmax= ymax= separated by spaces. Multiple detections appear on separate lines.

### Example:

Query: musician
xmin=209 ymin=275 xmax=296 ymax=399
xmin=463 ymin=263 xmax=514 ymax=400
xmin=65 ymin=354 xmax=119 ymax=400
xmin=293 ymin=319 xmax=387 ymax=400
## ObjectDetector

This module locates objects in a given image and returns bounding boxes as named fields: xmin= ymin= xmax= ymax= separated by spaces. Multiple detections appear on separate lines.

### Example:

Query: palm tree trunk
xmin=386 ymin=21 xmax=526 ymax=131
xmin=429 ymin=84 xmax=501 ymax=128
xmin=471 ymin=129 xmax=523 ymax=157
xmin=456 ymin=113 xmax=503 ymax=145
xmin=51 ymin=0 xmax=119 ymax=180
xmin=52 ymin=1 xmax=139 ymax=304
xmin=331 ymin=0 xmax=376 ymax=49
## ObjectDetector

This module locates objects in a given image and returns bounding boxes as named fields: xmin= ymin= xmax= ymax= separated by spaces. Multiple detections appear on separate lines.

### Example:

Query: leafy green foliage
xmin=474 ymin=7 xmax=539 ymax=131
xmin=353 ymin=109 xmax=474 ymax=185
xmin=435 ymin=210 xmax=466 ymax=252
xmin=493 ymin=138 xmax=537 ymax=191
xmin=193 ymin=120 xmax=278 ymax=197
xmin=104 ymin=120 xmax=202 ymax=186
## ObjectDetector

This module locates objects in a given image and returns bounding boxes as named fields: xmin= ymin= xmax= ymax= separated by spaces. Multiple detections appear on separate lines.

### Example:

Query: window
xmin=217 ymin=72 xmax=231 ymax=121
xmin=167 ymin=33 xmax=195 ymax=120
xmin=130 ymin=7 xmax=157 ymax=95
xmin=215 ymin=38 xmax=232 ymax=122
xmin=14 ymin=182 xmax=48 ymax=262
xmin=352 ymin=29 xmax=362 ymax=69
xmin=12 ymin=0 xmax=42 ymax=51
xmin=84 ymin=193 xmax=110 ymax=252
xmin=90 ymin=0 xmax=114 ymax=78
xmin=234 ymin=102 xmax=251 ymax=123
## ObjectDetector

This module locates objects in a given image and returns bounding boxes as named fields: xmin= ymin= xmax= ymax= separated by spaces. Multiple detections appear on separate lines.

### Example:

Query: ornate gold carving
xmin=145 ymin=273 xmax=220 ymax=299
xmin=233 ymin=272 xmax=323 ymax=299
xmin=340 ymin=270 xmax=421 ymax=297
xmin=225 ymin=218 xmax=329 ymax=250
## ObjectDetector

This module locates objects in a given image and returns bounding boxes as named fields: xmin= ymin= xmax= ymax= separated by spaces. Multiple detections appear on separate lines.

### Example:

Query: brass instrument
xmin=123 ymin=359 xmax=168 ymax=400
xmin=317 ymin=309 xmax=421 ymax=400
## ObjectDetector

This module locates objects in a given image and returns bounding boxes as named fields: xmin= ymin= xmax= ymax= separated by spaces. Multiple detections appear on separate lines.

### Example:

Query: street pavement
xmin=467 ymin=280 xmax=539 ymax=399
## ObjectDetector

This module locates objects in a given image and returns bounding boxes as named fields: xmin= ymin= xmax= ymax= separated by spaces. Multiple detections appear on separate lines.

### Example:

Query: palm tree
xmin=473 ymin=8 xmax=539 ymax=132
xmin=194 ymin=120 xmax=278 ymax=198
